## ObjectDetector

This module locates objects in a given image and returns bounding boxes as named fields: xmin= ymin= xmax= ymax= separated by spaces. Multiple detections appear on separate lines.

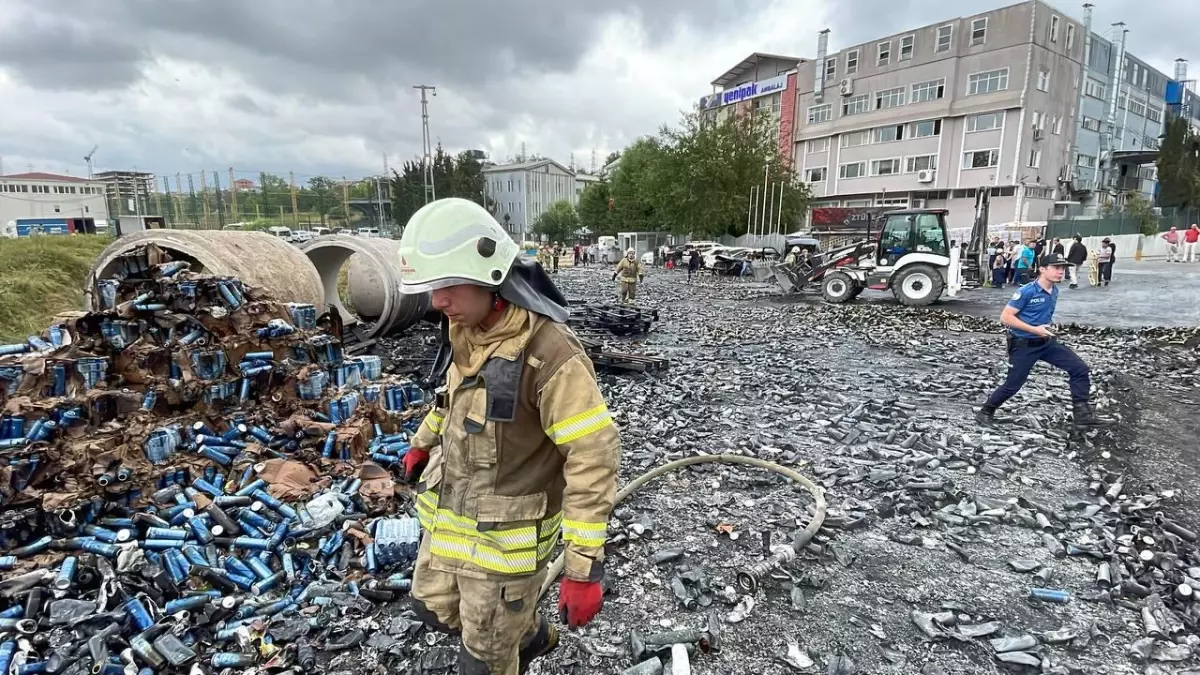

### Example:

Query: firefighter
xmin=613 ymin=248 xmax=644 ymax=304
xmin=397 ymin=198 xmax=620 ymax=675
xmin=784 ymin=246 xmax=800 ymax=265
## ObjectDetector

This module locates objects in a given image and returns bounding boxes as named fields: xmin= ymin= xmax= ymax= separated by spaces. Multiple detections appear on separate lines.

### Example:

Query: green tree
xmin=646 ymin=112 xmax=809 ymax=238
xmin=608 ymin=138 xmax=664 ymax=232
xmin=1122 ymin=192 xmax=1159 ymax=236
xmin=577 ymin=181 xmax=616 ymax=237
xmin=390 ymin=146 xmax=491 ymax=228
xmin=1156 ymin=116 xmax=1200 ymax=208
xmin=532 ymin=200 xmax=580 ymax=243
xmin=305 ymin=176 xmax=340 ymax=225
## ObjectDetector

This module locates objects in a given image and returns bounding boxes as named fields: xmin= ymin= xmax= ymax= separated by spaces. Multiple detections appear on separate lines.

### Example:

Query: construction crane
xmin=84 ymin=145 xmax=99 ymax=179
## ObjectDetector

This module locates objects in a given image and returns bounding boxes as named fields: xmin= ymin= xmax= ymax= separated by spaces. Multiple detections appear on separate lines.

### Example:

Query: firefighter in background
xmin=613 ymin=247 xmax=644 ymax=304
xmin=397 ymin=198 xmax=621 ymax=674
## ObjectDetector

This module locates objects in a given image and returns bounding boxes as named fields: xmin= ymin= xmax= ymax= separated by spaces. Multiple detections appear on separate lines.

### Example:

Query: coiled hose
xmin=537 ymin=454 xmax=827 ymax=600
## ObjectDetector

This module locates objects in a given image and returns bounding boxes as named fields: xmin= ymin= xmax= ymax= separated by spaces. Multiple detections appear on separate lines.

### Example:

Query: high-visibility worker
xmin=613 ymin=248 xmax=644 ymax=304
xmin=397 ymin=198 xmax=621 ymax=675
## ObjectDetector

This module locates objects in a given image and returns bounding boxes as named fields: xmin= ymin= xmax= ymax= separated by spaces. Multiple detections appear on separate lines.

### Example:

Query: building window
xmin=1050 ymin=15 xmax=1060 ymax=43
xmin=899 ymin=35 xmax=915 ymax=61
xmin=877 ymin=41 xmax=891 ymax=66
xmin=842 ymin=94 xmax=869 ymax=116
xmin=873 ymin=125 xmax=904 ymax=143
xmin=841 ymin=130 xmax=871 ymax=147
xmin=807 ymin=137 xmax=830 ymax=153
xmin=936 ymin=25 xmax=953 ymax=53
xmin=1028 ymin=149 xmax=1042 ymax=168
xmin=825 ymin=57 xmax=837 ymax=82
xmin=808 ymin=104 xmax=832 ymax=124
xmin=1037 ymin=69 xmax=1050 ymax=91
xmin=846 ymin=49 xmax=859 ymax=75
xmin=1084 ymin=78 xmax=1106 ymax=99
xmin=1118 ymin=94 xmax=1127 ymax=110
xmin=806 ymin=167 xmax=827 ymax=182
xmin=839 ymin=162 xmax=867 ymax=179
xmin=911 ymin=78 xmax=945 ymax=103
xmin=1031 ymin=110 xmax=1044 ymax=129
xmin=1077 ymin=153 xmax=1097 ymax=168
xmin=871 ymin=158 xmax=902 ymax=176
xmin=963 ymin=149 xmax=1000 ymax=168
xmin=875 ymin=86 xmax=906 ymax=110
xmin=84 ymin=206 xmax=89 ymax=213
xmin=755 ymin=94 xmax=781 ymax=114
xmin=971 ymin=18 xmax=987 ymax=46
xmin=1066 ymin=24 xmax=1076 ymax=50
xmin=905 ymin=155 xmax=938 ymax=173
xmin=1128 ymin=97 xmax=1147 ymax=117
xmin=967 ymin=68 xmax=1008 ymax=95
xmin=907 ymin=119 xmax=942 ymax=138
xmin=54 ymin=205 xmax=61 ymax=213
xmin=1052 ymin=116 xmax=1063 ymax=134
xmin=1147 ymin=106 xmax=1163 ymax=123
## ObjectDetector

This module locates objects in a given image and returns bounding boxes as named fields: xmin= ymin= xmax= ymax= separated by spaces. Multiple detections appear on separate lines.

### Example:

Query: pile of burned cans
xmin=0 ymin=245 xmax=431 ymax=672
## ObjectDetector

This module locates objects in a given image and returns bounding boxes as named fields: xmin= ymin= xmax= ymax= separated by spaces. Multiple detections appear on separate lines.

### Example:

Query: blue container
xmin=53 ymin=557 xmax=77 ymax=590
xmin=75 ymin=357 xmax=108 ymax=390
xmin=375 ymin=516 xmax=421 ymax=568
xmin=354 ymin=355 xmax=383 ymax=381
xmin=123 ymin=597 xmax=154 ymax=631
xmin=296 ymin=370 xmax=329 ymax=400
xmin=286 ymin=303 xmax=318 ymax=330
xmin=1029 ymin=588 xmax=1071 ymax=603
xmin=190 ymin=350 xmax=228 ymax=380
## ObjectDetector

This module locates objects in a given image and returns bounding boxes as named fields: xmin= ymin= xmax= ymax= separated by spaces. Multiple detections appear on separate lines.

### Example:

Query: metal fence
xmin=1045 ymin=207 xmax=1200 ymax=240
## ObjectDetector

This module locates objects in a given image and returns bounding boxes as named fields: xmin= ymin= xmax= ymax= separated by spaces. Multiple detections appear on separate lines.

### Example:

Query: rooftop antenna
xmin=84 ymin=145 xmax=99 ymax=179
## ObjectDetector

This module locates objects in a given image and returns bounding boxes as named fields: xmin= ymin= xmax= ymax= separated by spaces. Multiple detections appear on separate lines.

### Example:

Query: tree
xmin=305 ymin=176 xmax=340 ymax=225
xmin=1122 ymin=192 xmax=1159 ymax=236
xmin=608 ymin=138 xmax=664 ymax=233
xmin=390 ymin=146 xmax=491 ymax=228
xmin=532 ymin=200 xmax=579 ymax=243
xmin=1156 ymin=116 xmax=1200 ymax=209
xmin=577 ymin=181 xmax=616 ymax=237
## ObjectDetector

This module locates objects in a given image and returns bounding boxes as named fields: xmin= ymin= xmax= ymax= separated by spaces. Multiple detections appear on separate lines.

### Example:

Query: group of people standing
xmin=987 ymin=235 xmax=1116 ymax=290
xmin=1162 ymin=224 xmax=1200 ymax=263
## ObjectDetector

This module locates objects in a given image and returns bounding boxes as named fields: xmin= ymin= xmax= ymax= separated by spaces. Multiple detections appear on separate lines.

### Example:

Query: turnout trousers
xmin=619 ymin=281 xmax=637 ymax=303
xmin=984 ymin=337 xmax=1090 ymax=409
xmin=410 ymin=535 xmax=548 ymax=675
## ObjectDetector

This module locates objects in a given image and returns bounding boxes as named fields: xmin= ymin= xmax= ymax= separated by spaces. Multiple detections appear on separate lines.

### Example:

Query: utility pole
xmin=199 ymin=171 xmax=211 ymax=228
xmin=289 ymin=172 xmax=300 ymax=228
xmin=154 ymin=179 xmax=164 ymax=223
xmin=375 ymin=177 xmax=385 ymax=229
xmin=213 ymin=171 xmax=226 ymax=229
xmin=413 ymin=84 xmax=437 ymax=203
xmin=173 ymin=174 xmax=184 ymax=226
xmin=342 ymin=177 xmax=350 ymax=229
xmin=228 ymin=167 xmax=239 ymax=222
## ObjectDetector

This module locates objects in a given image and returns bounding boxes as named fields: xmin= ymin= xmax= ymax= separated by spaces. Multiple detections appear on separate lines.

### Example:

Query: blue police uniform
xmin=983 ymin=280 xmax=1091 ymax=409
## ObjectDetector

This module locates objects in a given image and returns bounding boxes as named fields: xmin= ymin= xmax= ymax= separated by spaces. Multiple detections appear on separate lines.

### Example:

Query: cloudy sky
xmin=0 ymin=0 xmax=1189 ymax=184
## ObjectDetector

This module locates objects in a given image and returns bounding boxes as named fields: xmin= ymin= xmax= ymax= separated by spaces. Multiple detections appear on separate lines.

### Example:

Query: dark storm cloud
xmin=823 ymin=0 xmax=1195 ymax=75
xmin=0 ymin=0 xmax=745 ymax=98
xmin=0 ymin=7 xmax=145 ymax=90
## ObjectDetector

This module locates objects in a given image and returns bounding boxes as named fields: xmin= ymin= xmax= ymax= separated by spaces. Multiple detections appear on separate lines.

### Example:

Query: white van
xmin=356 ymin=227 xmax=380 ymax=238
xmin=267 ymin=226 xmax=293 ymax=242
xmin=312 ymin=227 xmax=334 ymax=237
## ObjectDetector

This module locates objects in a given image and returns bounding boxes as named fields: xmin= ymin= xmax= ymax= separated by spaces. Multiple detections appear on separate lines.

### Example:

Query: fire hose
xmin=537 ymin=454 xmax=827 ymax=601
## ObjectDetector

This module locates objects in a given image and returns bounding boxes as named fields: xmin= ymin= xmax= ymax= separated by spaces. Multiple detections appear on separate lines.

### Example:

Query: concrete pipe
xmin=87 ymin=230 xmax=324 ymax=311
xmin=300 ymin=236 xmax=430 ymax=338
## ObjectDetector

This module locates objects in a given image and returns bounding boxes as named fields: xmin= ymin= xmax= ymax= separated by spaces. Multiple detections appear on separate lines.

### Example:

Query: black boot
xmin=1072 ymin=401 xmax=1114 ymax=427
xmin=518 ymin=615 xmax=559 ymax=674
xmin=975 ymin=405 xmax=998 ymax=425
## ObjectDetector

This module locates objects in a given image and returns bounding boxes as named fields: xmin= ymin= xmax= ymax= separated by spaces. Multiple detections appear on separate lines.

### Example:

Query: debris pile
xmin=0 ymin=245 xmax=433 ymax=673
xmin=566 ymin=302 xmax=668 ymax=374
xmin=539 ymin=266 xmax=1200 ymax=674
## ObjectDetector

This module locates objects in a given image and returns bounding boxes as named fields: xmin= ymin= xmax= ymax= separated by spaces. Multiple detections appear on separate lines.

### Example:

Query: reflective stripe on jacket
xmin=412 ymin=316 xmax=620 ymax=581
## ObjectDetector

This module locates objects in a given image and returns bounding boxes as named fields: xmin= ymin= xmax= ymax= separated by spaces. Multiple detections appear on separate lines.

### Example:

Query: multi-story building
xmin=483 ymin=158 xmax=579 ymax=241
xmin=792 ymin=0 xmax=1089 ymax=229
xmin=93 ymin=170 xmax=157 ymax=218
xmin=699 ymin=53 xmax=807 ymax=166
xmin=0 ymin=171 xmax=109 ymax=230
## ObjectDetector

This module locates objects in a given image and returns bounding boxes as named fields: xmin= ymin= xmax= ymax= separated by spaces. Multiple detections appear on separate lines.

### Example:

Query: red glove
xmin=402 ymin=448 xmax=429 ymax=485
xmin=558 ymin=578 xmax=603 ymax=627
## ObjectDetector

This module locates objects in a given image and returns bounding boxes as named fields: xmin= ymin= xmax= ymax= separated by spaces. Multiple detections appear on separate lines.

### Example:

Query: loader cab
xmin=875 ymin=210 xmax=950 ymax=267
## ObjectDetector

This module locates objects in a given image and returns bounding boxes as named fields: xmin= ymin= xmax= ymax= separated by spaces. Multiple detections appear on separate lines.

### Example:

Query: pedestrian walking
xmin=1065 ymin=235 xmax=1086 ymax=288
xmin=1096 ymin=237 xmax=1114 ymax=286
xmin=687 ymin=248 xmax=700 ymax=284
xmin=396 ymin=198 xmax=619 ymax=673
xmin=976 ymin=252 xmax=1112 ymax=428
xmin=573 ymin=244 xmax=581 ymax=266
xmin=1163 ymin=227 xmax=1184 ymax=262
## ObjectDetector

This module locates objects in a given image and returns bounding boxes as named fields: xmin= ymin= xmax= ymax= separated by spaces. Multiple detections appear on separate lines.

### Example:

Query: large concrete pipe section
xmin=300 ymin=236 xmax=430 ymax=338
xmin=87 ymin=230 xmax=324 ymax=311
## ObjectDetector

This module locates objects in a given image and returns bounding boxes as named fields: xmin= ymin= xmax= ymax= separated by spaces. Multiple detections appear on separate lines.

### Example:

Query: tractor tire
xmin=821 ymin=271 xmax=857 ymax=303
xmin=892 ymin=264 xmax=945 ymax=306
xmin=847 ymin=285 xmax=864 ymax=300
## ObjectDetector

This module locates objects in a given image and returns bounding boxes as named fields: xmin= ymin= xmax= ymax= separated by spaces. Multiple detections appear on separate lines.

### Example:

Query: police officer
xmin=976 ymin=252 xmax=1111 ymax=427
xmin=397 ymin=198 xmax=621 ymax=674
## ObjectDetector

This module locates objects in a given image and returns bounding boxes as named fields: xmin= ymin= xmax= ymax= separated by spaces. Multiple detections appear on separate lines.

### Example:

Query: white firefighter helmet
xmin=625 ymin=248 xmax=636 ymax=258
xmin=397 ymin=198 xmax=520 ymax=294
xmin=791 ymin=246 xmax=800 ymax=254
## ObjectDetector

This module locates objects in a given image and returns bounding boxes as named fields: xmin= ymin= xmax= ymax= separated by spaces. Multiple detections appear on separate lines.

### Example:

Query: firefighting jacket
xmin=615 ymin=258 xmax=642 ymax=283
xmin=409 ymin=312 xmax=620 ymax=582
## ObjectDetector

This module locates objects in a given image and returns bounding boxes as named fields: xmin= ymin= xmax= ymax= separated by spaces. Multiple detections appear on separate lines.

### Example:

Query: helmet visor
xmin=401 ymin=276 xmax=495 ymax=295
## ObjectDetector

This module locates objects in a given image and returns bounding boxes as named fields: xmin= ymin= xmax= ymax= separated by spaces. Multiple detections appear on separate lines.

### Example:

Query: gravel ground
xmin=369 ymin=264 xmax=1199 ymax=675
